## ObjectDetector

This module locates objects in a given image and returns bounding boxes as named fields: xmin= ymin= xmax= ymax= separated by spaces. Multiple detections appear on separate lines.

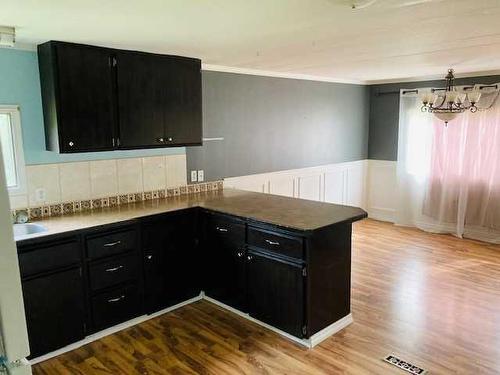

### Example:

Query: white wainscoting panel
xmin=324 ymin=170 xmax=344 ymax=204
xmin=298 ymin=174 xmax=322 ymax=201
xmin=366 ymin=160 xmax=397 ymax=222
xmin=224 ymin=160 xmax=368 ymax=210
xmin=268 ymin=174 xmax=295 ymax=197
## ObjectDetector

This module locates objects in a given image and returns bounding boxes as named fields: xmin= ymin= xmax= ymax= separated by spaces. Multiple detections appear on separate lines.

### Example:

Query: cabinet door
xmin=116 ymin=52 xmax=169 ymax=148
xmin=142 ymin=210 xmax=201 ymax=314
xmin=22 ymin=267 xmax=85 ymax=358
xmin=163 ymin=58 xmax=202 ymax=146
xmin=204 ymin=235 xmax=247 ymax=311
xmin=142 ymin=220 xmax=168 ymax=314
xmin=247 ymin=251 xmax=305 ymax=338
xmin=163 ymin=211 xmax=201 ymax=306
xmin=203 ymin=214 xmax=246 ymax=311
xmin=55 ymin=43 xmax=115 ymax=152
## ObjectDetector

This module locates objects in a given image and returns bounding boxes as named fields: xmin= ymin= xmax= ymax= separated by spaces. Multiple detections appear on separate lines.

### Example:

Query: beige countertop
xmin=18 ymin=189 xmax=367 ymax=242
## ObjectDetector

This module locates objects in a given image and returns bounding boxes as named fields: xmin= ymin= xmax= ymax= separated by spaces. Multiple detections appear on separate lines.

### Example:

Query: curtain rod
xmin=376 ymin=84 xmax=498 ymax=96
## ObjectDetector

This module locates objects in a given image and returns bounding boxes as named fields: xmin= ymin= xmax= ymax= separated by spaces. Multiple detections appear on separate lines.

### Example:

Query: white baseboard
xmin=308 ymin=314 xmax=353 ymax=347
xmin=368 ymin=206 xmax=396 ymax=223
xmin=29 ymin=294 xmax=203 ymax=365
xmin=203 ymin=295 xmax=352 ymax=349
xmin=30 ymin=291 xmax=353 ymax=364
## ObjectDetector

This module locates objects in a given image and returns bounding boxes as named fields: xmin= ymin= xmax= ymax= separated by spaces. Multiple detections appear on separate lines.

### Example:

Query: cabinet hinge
xmin=302 ymin=325 xmax=307 ymax=336
xmin=302 ymin=267 xmax=307 ymax=277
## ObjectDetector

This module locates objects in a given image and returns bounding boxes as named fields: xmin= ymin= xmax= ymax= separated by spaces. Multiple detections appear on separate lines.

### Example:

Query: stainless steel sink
xmin=13 ymin=223 xmax=48 ymax=240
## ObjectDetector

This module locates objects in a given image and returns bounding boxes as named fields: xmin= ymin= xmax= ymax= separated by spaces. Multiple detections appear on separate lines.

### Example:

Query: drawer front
xmin=19 ymin=239 xmax=81 ymax=278
xmin=206 ymin=215 xmax=245 ymax=245
xmin=86 ymin=229 xmax=137 ymax=259
xmin=89 ymin=254 xmax=140 ymax=291
xmin=91 ymin=284 xmax=141 ymax=330
xmin=247 ymin=227 xmax=303 ymax=259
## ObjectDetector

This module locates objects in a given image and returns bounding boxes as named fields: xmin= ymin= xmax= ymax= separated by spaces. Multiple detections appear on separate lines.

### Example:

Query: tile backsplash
xmin=9 ymin=154 xmax=223 ymax=219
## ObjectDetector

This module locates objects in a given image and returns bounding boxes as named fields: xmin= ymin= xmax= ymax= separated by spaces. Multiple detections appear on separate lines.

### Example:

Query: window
xmin=0 ymin=106 xmax=26 ymax=194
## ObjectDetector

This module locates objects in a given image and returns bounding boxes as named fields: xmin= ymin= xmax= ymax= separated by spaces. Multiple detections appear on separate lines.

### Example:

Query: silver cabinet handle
xmin=247 ymin=255 xmax=253 ymax=261
xmin=167 ymin=137 xmax=173 ymax=142
xmin=216 ymin=227 xmax=228 ymax=233
xmin=103 ymin=240 xmax=121 ymax=247
xmin=105 ymin=265 xmax=124 ymax=272
xmin=146 ymin=255 xmax=153 ymax=260
xmin=107 ymin=295 xmax=125 ymax=303
xmin=68 ymin=141 xmax=74 ymax=147
xmin=265 ymin=239 xmax=280 ymax=246
xmin=157 ymin=137 xmax=164 ymax=143
xmin=236 ymin=250 xmax=244 ymax=258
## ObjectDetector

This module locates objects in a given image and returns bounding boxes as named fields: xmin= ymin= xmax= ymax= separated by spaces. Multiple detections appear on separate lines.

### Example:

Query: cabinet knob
xmin=236 ymin=250 xmax=244 ymax=258
xmin=247 ymin=255 xmax=253 ymax=261
xmin=68 ymin=141 xmax=74 ymax=147
xmin=167 ymin=137 xmax=173 ymax=142
xmin=146 ymin=255 xmax=153 ymax=260
xmin=157 ymin=137 xmax=164 ymax=143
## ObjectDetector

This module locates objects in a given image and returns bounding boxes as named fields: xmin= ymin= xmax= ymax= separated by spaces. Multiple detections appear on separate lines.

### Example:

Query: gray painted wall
xmin=187 ymin=71 xmax=370 ymax=181
xmin=368 ymin=75 xmax=500 ymax=161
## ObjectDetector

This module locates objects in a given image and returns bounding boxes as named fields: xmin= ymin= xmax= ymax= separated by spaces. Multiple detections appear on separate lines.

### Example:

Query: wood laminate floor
xmin=33 ymin=219 xmax=500 ymax=374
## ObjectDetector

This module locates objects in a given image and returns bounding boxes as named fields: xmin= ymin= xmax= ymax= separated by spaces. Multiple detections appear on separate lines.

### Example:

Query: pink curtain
xmin=423 ymin=96 xmax=500 ymax=234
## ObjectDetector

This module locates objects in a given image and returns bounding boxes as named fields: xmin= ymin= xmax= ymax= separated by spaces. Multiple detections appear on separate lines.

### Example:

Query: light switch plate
xmin=190 ymin=170 xmax=198 ymax=182
xmin=197 ymin=170 xmax=204 ymax=182
xmin=35 ymin=188 xmax=46 ymax=202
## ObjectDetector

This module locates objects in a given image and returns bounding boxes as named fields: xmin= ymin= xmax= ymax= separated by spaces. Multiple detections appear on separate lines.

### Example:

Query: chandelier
xmin=420 ymin=69 xmax=483 ymax=124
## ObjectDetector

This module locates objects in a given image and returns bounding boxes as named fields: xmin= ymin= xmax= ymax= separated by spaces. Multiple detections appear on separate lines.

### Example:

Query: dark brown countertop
xmin=19 ymin=189 xmax=367 ymax=242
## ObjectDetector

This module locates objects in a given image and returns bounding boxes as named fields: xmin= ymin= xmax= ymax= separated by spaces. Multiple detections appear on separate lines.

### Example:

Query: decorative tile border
xmin=11 ymin=181 xmax=224 ymax=220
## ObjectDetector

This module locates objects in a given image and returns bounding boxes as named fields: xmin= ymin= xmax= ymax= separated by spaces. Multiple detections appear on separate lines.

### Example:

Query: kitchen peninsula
xmin=16 ymin=189 xmax=367 ymax=361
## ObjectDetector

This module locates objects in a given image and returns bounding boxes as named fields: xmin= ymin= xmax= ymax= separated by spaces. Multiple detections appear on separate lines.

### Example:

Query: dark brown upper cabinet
xmin=38 ymin=41 xmax=202 ymax=153
xmin=38 ymin=42 xmax=116 ymax=153
xmin=116 ymin=51 xmax=202 ymax=148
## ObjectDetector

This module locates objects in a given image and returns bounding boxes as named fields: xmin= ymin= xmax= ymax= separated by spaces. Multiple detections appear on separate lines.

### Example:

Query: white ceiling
xmin=2 ymin=0 xmax=500 ymax=84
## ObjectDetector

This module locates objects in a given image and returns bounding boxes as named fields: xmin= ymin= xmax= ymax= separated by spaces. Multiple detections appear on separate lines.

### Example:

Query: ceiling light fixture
xmin=351 ymin=0 xmax=377 ymax=9
xmin=0 ymin=26 xmax=15 ymax=47
xmin=420 ymin=69 xmax=497 ymax=125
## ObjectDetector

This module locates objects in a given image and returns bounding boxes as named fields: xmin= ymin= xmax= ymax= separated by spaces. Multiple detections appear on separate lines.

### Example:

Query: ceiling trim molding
xmin=201 ymin=64 xmax=367 ymax=85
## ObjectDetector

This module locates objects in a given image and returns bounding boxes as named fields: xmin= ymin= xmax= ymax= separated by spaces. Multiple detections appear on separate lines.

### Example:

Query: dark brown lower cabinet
xmin=22 ymin=267 xmax=86 ymax=358
xmin=90 ymin=284 xmax=141 ymax=330
xmin=246 ymin=250 xmax=305 ymax=338
xmin=203 ymin=214 xmax=247 ymax=311
xmin=142 ymin=209 xmax=201 ymax=314
xmin=18 ymin=207 xmax=359 ymax=358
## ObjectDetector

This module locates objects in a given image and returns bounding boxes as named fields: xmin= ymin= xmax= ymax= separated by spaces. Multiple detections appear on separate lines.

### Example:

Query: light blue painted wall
xmin=0 ymin=48 xmax=185 ymax=165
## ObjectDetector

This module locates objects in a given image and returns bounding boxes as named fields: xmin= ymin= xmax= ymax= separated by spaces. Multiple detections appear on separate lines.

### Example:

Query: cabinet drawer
xmin=206 ymin=215 xmax=245 ymax=245
xmin=18 ymin=239 xmax=81 ymax=278
xmin=89 ymin=254 xmax=140 ymax=291
xmin=86 ymin=229 xmax=137 ymax=259
xmin=247 ymin=227 xmax=303 ymax=259
xmin=91 ymin=284 xmax=141 ymax=330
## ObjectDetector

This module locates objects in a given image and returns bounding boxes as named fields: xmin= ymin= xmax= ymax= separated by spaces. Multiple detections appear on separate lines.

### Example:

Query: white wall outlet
xmin=190 ymin=170 xmax=198 ymax=182
xmin=35 ymin=188 xmax=46 ymax=202
xmin=197 ymin=170 xmax=204 ymax=182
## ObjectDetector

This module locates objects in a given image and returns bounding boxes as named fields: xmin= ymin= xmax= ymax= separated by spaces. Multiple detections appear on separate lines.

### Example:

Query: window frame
xmin=0 ymin=105 xmax=27 ymax=196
